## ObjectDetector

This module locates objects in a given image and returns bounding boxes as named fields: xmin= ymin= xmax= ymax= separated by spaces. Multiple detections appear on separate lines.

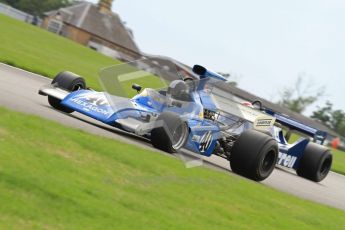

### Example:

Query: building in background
xmin=41 ymin=0 xmax=140 ymax=61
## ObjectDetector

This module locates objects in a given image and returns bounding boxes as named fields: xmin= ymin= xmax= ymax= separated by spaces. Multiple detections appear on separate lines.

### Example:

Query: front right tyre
xmin=229 ymin=130 xmax=278 ymax=181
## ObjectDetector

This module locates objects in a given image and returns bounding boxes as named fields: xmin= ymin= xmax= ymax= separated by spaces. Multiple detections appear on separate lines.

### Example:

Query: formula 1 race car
xmin=38 ymin=58 xmax=332 ymax=182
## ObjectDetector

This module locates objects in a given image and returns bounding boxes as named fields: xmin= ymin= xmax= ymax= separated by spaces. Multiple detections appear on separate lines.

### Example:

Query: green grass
xmin=0 ymin=107 xmax=344 ymax=229
xmin=0 ymin=14 xmax=165 ymax=92
xmin=331 ymin=149 xmax=345 ymax=175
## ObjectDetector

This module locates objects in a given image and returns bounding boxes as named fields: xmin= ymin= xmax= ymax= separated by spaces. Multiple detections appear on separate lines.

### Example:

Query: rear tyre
xmin=48 ymin=71 xmax=86 ymax=113
xmin=229 ymin=130 xmax=278 ymax=181
xmin=296 ymin=142 xmax=332 ymax=182
xmin=151 ymin=112 xmax=189 ymax=153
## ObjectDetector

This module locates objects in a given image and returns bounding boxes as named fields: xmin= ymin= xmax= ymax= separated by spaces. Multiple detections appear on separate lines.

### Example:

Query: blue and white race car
xmin=39 ymin=59 xmax=332 ymax=182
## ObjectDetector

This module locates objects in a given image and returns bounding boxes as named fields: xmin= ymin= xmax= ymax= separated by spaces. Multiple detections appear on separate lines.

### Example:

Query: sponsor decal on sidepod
xmin=70 ymin=97 xmax=110 ymax=116
xmin=277 ymin=152 xmax=297 ymax=168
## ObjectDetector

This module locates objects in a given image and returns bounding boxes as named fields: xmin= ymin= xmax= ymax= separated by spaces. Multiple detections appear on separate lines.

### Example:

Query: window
xmin=47 ymin=19 xmax=63 ymax=34
xmin=88 ymin=40 xmax=101 ymax=51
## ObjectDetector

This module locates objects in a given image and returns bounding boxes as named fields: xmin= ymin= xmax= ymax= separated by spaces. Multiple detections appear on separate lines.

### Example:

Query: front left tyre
xmin=48 ymin=71 xmax=86 ymax=113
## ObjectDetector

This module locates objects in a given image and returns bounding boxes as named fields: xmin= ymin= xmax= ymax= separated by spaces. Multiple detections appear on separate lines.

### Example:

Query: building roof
xmin=45 ymin=1 xmax=139 ymax=52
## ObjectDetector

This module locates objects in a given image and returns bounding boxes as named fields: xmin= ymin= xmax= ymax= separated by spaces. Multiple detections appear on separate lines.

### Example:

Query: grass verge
xmin=0 ymin=106 xmax=344 ymax=229
xmin=0 ymin=14 xmax=165 ymax=92
xmin=0 ymin=14 xmax=117 ymax=89
xmin=331 ymin=149 xmax=345 ymax=176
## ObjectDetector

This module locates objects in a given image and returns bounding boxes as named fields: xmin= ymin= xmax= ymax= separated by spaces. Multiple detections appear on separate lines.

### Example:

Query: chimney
xmin=98 ymin=0 xmax=113 ymax=14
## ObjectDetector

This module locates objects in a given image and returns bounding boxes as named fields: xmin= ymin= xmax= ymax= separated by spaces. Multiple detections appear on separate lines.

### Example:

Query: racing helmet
xmin=242 ymin=100 xmax=263 ymax=110
xmin=242 ymin=101 xmax=254 ymax=108
xmin=167 ymin=80 xmax=190 ymax=101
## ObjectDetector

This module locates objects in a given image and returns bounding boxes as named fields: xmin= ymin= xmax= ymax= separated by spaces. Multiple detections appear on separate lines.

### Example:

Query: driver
xmin=167 ymin=80 xmax=193 ymax=101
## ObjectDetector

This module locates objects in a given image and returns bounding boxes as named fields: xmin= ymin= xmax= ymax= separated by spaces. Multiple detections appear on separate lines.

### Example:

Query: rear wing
xmin=265 ymin=108 xmax=327 ymax=145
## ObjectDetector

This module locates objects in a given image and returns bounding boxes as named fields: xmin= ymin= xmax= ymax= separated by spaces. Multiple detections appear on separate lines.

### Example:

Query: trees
xmin=311 ymin=101 xmax=345 ymax=137
xmin=277 ymin=74 xmax=324 ymax=113
xmin=0 ymin=0 xmax=20 ymax=6
xmin=0 ymin=0 xmax=75 ymax=16
xmin=311 ymin=101 xmax=332 ymax=126
xmin=276 ymin=75 xmax=344 ymax=136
